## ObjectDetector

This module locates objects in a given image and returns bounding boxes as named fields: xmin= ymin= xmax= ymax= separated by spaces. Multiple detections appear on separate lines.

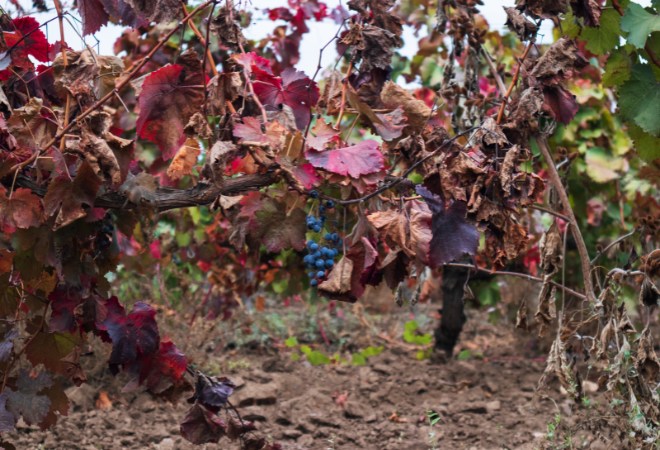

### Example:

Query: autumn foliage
xmin=0 ymin=0 xmax=659 ymax=448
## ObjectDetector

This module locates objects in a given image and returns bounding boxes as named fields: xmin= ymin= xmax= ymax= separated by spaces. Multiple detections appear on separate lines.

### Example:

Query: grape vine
xmin=0 ymin=0 xmax=658 ymax=448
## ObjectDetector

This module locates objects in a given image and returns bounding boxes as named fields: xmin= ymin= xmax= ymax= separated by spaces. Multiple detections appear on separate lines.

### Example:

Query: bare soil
xmin=9 ymin=305 xmax=610 ymax=450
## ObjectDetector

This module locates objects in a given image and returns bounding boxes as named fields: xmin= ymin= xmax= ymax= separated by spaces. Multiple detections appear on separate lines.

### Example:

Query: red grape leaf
xmin=289 ymin=162 xmax=321 ymax=189
xmin=0 ymin=187 xmax=44 ymax=232
xmin=48 ymin=288 xmax=84 ymax=333
xmin=136 ymin=54 xmax=205 ymax=160
xmin=7 ymin=98 xmax=58 ymax=150
xmin=180 ymin=403 xmax=226 ymax=444
xmin=416 ymin=185 xmax=480 ymax=267
xmin=139 ymin=339 xmax=187 ymax=394
xmin=43 ymin=162 xmax=101 ymax=230
xmin=36 ymin=381 xmax=69 ymax=429
xmin=305 ymin=140 xmax=384 ymax=178
xmin=99 ymin=299 xmax=160 ymax=373
xmin=373 ymin=107 xmax=407 ymax=141
xmin=233 ymin=117 xmax=285 ymax=150
xmin=77 ymin=0 xmax=110 ymax=35
xmin=253 ymin=68 xmax=320 ymax=130
xmin=232 ymin=52 xmax=273 ymax=77
xmin=542 ymin=85 xmax=579 ymax=125
xmin=0 ymin=17 xmax=51 ymax=79
xmin=306 ymin=118 xmax=340 ymax=150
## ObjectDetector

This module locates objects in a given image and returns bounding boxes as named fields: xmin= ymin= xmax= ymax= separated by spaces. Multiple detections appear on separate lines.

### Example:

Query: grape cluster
xmin=94 ymin=217 xmax=115 ymax=256
xmin=303 ymin=193 xmax=341 ymax=287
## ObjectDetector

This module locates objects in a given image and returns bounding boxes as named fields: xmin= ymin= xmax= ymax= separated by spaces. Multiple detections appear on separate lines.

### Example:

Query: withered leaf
xmin=380 ymin=81 xmax=431 ymax=133
xmin=167 ymin=138 xmax=201 ymax=181
xmin=318 ymin=256 xmax=356 ymax=302
xmin=504 ymin=7 xmax=538 ymax=41
xmin=44 ymin=161 xmax=101 ymax=230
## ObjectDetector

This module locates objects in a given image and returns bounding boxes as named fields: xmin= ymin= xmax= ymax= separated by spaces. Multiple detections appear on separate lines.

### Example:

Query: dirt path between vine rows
xmin=10 ymin=312 xmax=610 ymax=450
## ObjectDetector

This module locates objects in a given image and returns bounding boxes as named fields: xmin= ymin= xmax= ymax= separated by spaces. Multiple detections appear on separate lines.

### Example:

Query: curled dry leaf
xmin=380 ymin=81 xmax=431 ymax=133
xmin=167 ymin=138 xmax=201 ymax=181
xmin=318 ymin=256 xmax=356 ymax=302
xmin=635 ymin=328 xmax=660 ymax=385
xmin=539 ymin=221 xmax=562 ymax=276
xmin=6 ymin=98 xmax=58 ymax=150
xmin=53 ymin=49 xmax=123 ymax=101
xmin=504 ymin=7 xmax=538 ymax=41
xmin=212 ymin=6 xmax=247 ymax=52
xmin=184 ymin=113 xmax=213 ymax=140
xmin=207 ymin=141 xmax=239 ymax=183
xmin=66 ymin=111 xmax=125 ymax=187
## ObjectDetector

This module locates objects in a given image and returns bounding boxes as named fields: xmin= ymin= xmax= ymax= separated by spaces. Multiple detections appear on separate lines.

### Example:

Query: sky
xmin=2 ymin=0 xmax=650 ymax=75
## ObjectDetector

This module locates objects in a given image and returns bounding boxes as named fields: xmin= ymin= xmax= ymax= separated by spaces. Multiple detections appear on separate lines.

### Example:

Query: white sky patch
xmin=2 ymin=0 xmax=652 ymax=75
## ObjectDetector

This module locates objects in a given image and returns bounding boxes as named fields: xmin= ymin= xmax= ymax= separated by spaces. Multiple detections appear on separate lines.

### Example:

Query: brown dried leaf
xmin=53 ymin=49 xmax=123 ymax=100
xmin=477 ymin=117 xmax=508 ymax=147
xmin=540 ymin=335 xmax=581 ymax=400
xmin=635 ymin=328 xmax=660 ymax=385
xmin=184 ymin=113 xmax=212 ymax=140
xmin=167 ymin=138 xmax=201 ymax=180
xmin=516 ymin=0 xmax=569 ymax=19
xmin=540 ymin=221 xmax=562 ymax=275
xmin=318 ymin=256 xmax=355 ymax=301
xmin=504 ymin=7 xmax=538 ymax=40
xmin=207 ymin=141 xmax=239 ymax=183
xmin=212 ymin=6 xmax=246 ymax=52
xmin=381 ymin=81 xmax=431 ymax=132
xmin=530 ymin=38 xmax=587 ymax=85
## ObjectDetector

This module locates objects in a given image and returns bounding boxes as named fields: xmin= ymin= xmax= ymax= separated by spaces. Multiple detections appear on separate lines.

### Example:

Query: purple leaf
xmin=416 ymin=186 xmax=480 ymax=266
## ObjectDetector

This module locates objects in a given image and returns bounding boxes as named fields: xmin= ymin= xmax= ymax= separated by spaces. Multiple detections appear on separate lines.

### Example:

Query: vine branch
xmin=536 ymin=136 xmax=596 ymax=302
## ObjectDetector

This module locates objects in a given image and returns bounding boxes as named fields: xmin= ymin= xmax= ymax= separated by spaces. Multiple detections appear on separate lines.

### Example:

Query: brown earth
xmin=9 ymin=303 xmax=612 ymax=450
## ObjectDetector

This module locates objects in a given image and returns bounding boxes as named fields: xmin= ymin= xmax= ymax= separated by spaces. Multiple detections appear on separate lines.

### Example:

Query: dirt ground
xmin=9 ymin=303 xmax=613 ymax=450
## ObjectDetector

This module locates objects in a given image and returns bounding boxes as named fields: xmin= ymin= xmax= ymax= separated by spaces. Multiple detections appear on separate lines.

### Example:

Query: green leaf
xmin=585 ymin=147 xmax=628 ymax=182
xmin=305 ymin=350 xmax=330 ymax=366
xmin=602 ymin=49 xmax=632 ymax=87
xmin=618 ymin=64 xmax=660 ymax=135
xmin=581 ymin=9 xmax=621 ymax=54
xmin=403 ymin=320 xmax=432 ymax=345
xmin=628 ymin=123 xmax=660 ymax=162
xmin=621 ymin=3 xmax=660 ymax=49
xmin=284 ymin=336 xmax=298 ymax=348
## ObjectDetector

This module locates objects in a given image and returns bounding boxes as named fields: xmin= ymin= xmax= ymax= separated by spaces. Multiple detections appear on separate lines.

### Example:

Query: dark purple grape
xmin=324 ymin=259 xmax=334 ymax=268
xmin=316 ymin=270 xmax=325 ymax=278
xmin=315 ymin=260 xmax=325 ymax=269
xmin=310 ymin=279 xmax=318 ymax=287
